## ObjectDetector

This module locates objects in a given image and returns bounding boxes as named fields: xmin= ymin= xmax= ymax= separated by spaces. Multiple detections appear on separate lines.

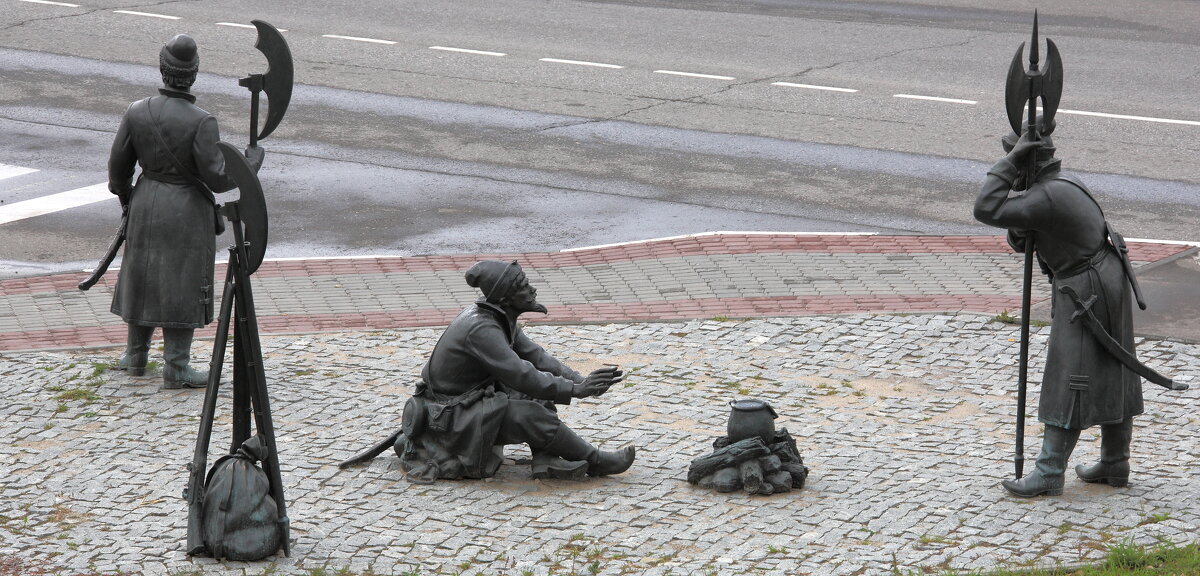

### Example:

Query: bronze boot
xmin=1075 ymin=419 xmax=1132 ymax=487
xmin=118 ymin=324 xmax=153 ymax=376
xmin=541 ymin=424 xmax=635 ymax=478
xmin=530 ymin=450 xmax=588 ymax=481
xmin=587 ymin=446 xmax=636 ymax=477
xmin=162 ymin=328 xmax=208 ymax=389
xmin=1002 ymin=425 xmax=1079 ymax=497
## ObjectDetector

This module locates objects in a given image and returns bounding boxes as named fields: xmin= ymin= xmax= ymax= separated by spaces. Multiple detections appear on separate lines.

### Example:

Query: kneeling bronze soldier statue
xmin=975 ymin=15 xmax=1179 ymax=498
xmin=343 ymin=260 xmax=636 ymax=482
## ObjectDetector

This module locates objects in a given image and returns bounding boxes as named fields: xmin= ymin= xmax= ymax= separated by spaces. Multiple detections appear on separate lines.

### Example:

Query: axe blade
xmin=1004 ymin=42 xmax=1028 ymax=135
xmin=250 ymin=20 xmax=293 ymax=141
xmin=217 ymin=142 xmax=269 ymax=274
xmin=1041 ymin=38 xmax=1064 ymax=132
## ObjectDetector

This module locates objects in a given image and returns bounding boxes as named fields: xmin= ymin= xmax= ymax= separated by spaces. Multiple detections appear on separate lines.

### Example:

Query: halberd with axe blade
xmin=1004 ymin=11 xmax=1062 ymax=481
xmin=239 ymin=20 xmax=293 ymax=148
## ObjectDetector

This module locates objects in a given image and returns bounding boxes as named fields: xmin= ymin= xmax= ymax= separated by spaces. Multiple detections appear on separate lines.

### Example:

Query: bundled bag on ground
xmin=201 ymin=434 xmax=282 ymax=560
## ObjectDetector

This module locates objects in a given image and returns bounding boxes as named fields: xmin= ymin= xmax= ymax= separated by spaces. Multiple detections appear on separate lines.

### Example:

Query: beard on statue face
xmin=505 ymin=280 xmax=547 ymax=314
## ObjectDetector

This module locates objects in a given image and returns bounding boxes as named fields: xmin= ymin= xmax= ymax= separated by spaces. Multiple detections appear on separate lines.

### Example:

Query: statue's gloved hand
xmin=1005 ymin=132 xmax=1042 ymax=165
xmin=572 ymin=366 xmax=624 ymax=398
xmin=244 ymin=145 xmax=266 ymax=172
xmin=1006 ymin=229 xmax=1029 ymax=253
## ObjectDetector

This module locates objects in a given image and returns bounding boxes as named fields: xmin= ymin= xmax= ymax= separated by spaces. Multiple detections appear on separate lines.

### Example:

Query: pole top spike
xmin=1030 ymin=11 xmax=1040 ymax=66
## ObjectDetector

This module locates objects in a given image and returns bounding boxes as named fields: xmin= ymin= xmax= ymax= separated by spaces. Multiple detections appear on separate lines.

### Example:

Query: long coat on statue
xmin=398 ymin=301 xmax=584 ymax=481
xmin=975 ymin=157 xmax=1143 ymax=429
xmin=108 ymin=88 xmax=239 ymax=329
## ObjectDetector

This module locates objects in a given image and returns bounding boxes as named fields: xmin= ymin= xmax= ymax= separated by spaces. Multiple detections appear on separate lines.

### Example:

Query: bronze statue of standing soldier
xmin=107 ymin=34 xmax=264 ymax=389
xmin=974 ymin=15 xmax=1179 ymax=498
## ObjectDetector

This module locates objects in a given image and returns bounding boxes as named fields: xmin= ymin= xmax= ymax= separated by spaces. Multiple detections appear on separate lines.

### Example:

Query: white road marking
xmin=1059 ymin=108 xmax=1200 ymax=127
xmin=113 ymin=10 xmax=180 ymax=20
xmin=772 ymin=81 xmax=858 ymax=93
xmin=539 ymin=58 xmax=623 ymax=69
xmin=654 ymin=70 xmax=735 ymax=80
xmin=0 ymin=183 xmax=112 ymax=226
xmin=217 ymin=22 xmax=288 ymax=32
xmin=430 ymin=46 xmax=507 ymax=57
xmin=561 ymin=231 xmax=878 ymax=252
xmin=323 ymin=34 xmax=396 ymax=45
xmin=893 ymin=93 xmax=977 ymax=105
xmin=1127 ymin=237 xmax=1200 ymax=247
xmin=0 ymin=163 xmax=38 ymax=181
xmin=19 ymin=0 xmax=79 ymax=6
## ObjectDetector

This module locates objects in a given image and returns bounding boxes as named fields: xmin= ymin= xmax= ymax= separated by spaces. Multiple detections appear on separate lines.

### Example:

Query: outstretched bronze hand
xmin=573 ymin=365 xmax=624 ymax=398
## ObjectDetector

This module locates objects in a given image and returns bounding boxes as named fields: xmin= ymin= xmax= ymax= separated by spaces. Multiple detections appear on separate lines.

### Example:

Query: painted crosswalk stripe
xmin=0 ymin=163 xmax=38 ymax=181
xmin=0 ymin=183 xmax=112 ymax=225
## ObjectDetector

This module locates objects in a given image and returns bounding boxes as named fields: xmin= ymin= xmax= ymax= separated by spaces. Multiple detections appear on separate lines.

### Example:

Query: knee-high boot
xmin=541 ymin=424 xmax=636 ymax=477
xmin=162 ymin=328 xmax=208 ymax=389
xmin=1002 ymin=425 xmax=1080 ymax=497
xmin=118 ymin=324 xmax=154 ymax=376
xmin=1075 ymin=418 xmax=1132 ymax=487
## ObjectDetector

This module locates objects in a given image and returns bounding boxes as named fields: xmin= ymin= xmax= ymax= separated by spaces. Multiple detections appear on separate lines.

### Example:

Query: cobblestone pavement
xmin=3 ymin=314 xmax=1197 ymax=575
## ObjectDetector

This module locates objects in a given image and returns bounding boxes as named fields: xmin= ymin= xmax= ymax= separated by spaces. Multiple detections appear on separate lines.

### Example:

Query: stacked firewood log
xmin=687 ymin=429 xmax=809 ymax=495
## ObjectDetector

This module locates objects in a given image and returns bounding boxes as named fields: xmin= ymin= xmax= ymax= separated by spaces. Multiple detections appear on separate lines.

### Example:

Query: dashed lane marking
xmin=11 ymin=1 xmax=1200 ymax=133
xmin=0 ymin=183 xmax=111 ymax=226
xmin=561 ymin=230 xmax=879 ymax=252
xmin=539 ymin=58 xmax=623 ymax=69
xmin=217 ymin=22 xmax=288 ymax=32
xmin=323 ymin=34 xmax=396 ymax=45
xmin=0 ymin=163 xmax=38 ymax=181
xmin=18 ymin=0 xmax=78 ymax=6
xmin=430 ymin=46 xmax=507 ymax=56
xmin=893 ymin=94 xmax=977 ymax=105
xmin=772 ymin=81 xmax=858 ymax=93
xmin=112 ymin=10 xmax=179 ymax=20
xmin=1059 ymin=108 xmax=1200 ymax=127
xmin=654 ymin=70 xmax=735 ymax=80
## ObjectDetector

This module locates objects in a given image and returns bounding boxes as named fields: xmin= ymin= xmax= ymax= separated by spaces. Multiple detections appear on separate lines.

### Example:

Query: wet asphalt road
xmin=1 ymin=0 xmax=1199 ymax=276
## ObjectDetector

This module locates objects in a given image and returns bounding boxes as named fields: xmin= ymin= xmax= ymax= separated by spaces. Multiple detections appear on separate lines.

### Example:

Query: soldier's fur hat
xmin=160 ymin=34 xmax=199 ymax=88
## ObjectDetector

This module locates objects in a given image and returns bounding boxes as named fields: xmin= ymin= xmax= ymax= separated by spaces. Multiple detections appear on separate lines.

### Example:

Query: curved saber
xmin=78 ymin=206 xmax=128 ymax=291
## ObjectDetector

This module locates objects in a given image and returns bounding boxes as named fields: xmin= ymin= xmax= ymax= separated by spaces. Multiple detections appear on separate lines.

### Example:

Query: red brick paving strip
xmin=0 ymin=234 xmax=1189 ymax=352
xmin=0 ymin=294 xmax=1023 ymax=352
xmin=1 ymin=235 xmax=1188 ymax=296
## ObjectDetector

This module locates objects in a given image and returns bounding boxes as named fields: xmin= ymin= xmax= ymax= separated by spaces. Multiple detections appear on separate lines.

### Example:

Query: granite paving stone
xmin=1 ymin=314 xmax=1196 ymax=575
xmin=2 ymin=234 xmax=1197 ymax=575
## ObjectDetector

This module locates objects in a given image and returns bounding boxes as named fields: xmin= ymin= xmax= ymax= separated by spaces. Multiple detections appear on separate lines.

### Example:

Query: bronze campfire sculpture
xmin=341 ymin=260 xmax=637 ymax=483
xmin=687 ymin=399 xmax=808 ymax=495
xmin=974 ymin=13 xmax=1183 ymax=498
